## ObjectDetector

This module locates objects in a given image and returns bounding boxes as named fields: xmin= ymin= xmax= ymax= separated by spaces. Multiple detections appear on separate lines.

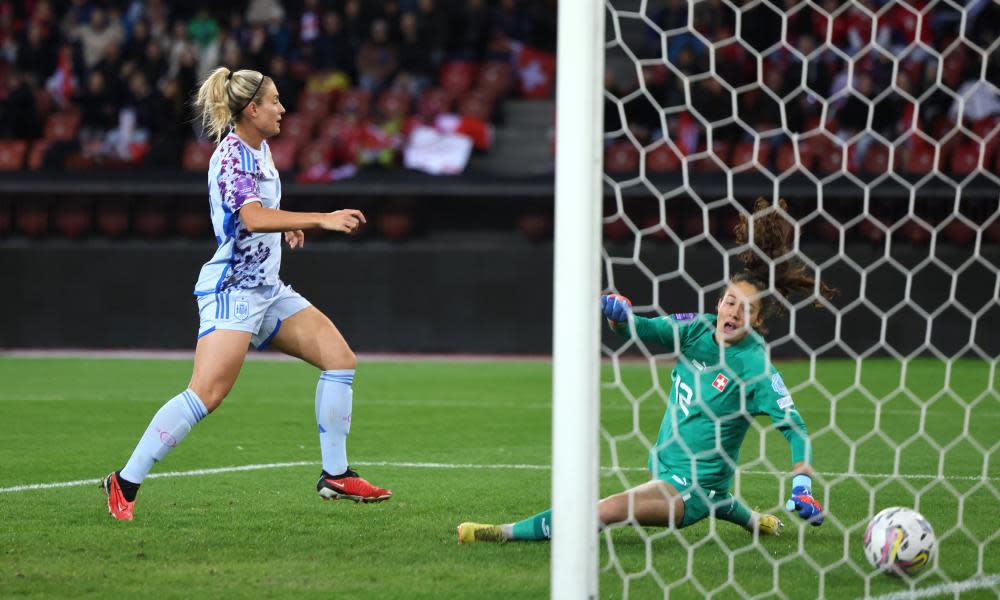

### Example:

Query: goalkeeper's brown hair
xmin=193 ymin=67 xmax=270 ymax=143
xmin=727 ymin=196 xmax=838 ymax=334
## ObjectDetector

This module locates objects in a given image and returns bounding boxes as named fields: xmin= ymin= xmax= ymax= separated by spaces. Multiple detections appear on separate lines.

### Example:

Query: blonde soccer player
xmin=101 ymin=67 xmax=391 ymax=521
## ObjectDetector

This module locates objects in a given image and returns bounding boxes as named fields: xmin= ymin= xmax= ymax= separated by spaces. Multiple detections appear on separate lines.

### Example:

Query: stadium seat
xmin=439 ymin=61 xmax=479 ymax=97
xmin=860 ymin=144 xmax=889 ymax=175
xmin=774 ymin=142 xmax=796 ymax=172
xmin=317 ymin=115 xmax=354 ymax=141
xmin=0 ymin=140 xmax=28 ymax=170
xmin=902 ymin=141 xmax=935 ymax=174
xmin=43 ymin=111 xmax=81 ymax=141
xmin=181 ymin=140 xmax=215 ymax=172
xmin=605 ymin=141 xmax=639 ymax=173
xmin=949 ymin=143 xmax=980 ymax=176
xmin=267 ymin=138 xmax=298 ymax=172
xmin=816 ymin=142 xmax=844 ymax=174
xmin=727 ymin=141 xmax=771 ymax=170
xmin=457 ymin=90 xmax=494 ymax=122
xmin=417 ymin=88 xmax=453 ymax=118
xmin=16 ymin=199 xmax=49 ymax=237
xmin=27 ymin=140 xmax=50 ymax=170
xmin=134 ymin=198 xmax=171 ymax=239
xmin=96 ymin=198 xmax=130 ymax=238
xmin=277 ymin=114 xmax=314 ymax=146
xmin=298 ymin=140 xmax=334 ymax=171
xmin=177 ymin=208 xmax=210 ymax=239
xmin=336 ymin=88 xmax=372 ymax=120
xmin=54 ymin=197 xmax=92 ymax=239
xmin=0 ymin=198 xmax=11 ymax=236
xmin=377 ymin=89 xmax=412 ymax=121
xmin=297 ymin=90 xmax=335 ymax=121
xmin=477 ymin=61 xmax=513 ymax=98
xmin=645 ymin=145 xmax=681 ymax=172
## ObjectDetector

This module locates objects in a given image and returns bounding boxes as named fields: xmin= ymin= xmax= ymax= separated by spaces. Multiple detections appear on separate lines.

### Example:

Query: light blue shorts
xmin=196 ymin=283 xmax=311 ymax=350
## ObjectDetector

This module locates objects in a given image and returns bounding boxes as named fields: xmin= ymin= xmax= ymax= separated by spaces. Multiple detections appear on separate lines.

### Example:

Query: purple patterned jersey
xmin=194 ymin=133 xmax=283 ymax=295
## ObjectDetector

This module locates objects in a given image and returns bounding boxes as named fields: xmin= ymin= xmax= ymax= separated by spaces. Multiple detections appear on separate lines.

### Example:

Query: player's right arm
xmin=600 ymin=294 xmax=688 ymax=349
xmin=240 ymin=203 xmax=365 ymax=234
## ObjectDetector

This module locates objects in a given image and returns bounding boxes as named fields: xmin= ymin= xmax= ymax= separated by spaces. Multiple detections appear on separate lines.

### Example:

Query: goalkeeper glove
xmin=600 ymin=294 xmax=632 ymax=323
xmin=785 ymin=474 xmax=824 ymax=526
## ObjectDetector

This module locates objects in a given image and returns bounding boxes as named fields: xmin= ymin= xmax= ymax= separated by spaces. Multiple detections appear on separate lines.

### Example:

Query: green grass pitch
xmin=1 ymin=357 xmax=997 ymax=598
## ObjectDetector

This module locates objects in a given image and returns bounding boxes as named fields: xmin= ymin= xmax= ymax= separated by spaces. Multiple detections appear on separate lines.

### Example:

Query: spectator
xmin=356 ymin=18 xmax=399 ymax=93
xmin=74 ymin=7 xmax=124 ymax=70
xmin=246 ymin=0 xmax=284 ymax=26
xmin=187 ymin=9 xmax=218 ymax=50
xmin=15 ymin=21 xmax=57 ymax=87
xmin=245 ymin=24 xmax=274 ymax=73
xmin=268 ymin=55 xmax=299 ymax=118
xmin=415 ymin=0 xmax=448 ymax=69
xmin=0 ymin=69 xmax=42 ymax=139
xmin=312 ymin=11 xmax=353 ymax=73
xmin=949 ymin=80 xmax=1000 ymax=125
xmin=342 ymin=0 xmax=369 ymax=55
xmin=44 ymin=45 xmax=79 ymax=109
xmin=76 ymin=70 xmax=117 ymax=141
xmin=299 ymin=0 xmax=321 ymax=45
xmin=139 ymin=39 xmax=169 ymax=88
xmin=393 ymin=11 xmax=434 ymax=94
xmin=121 ymin=19 xmax=151 ymax=66
xmin=449 ymin=0 xmax=489 ymax=61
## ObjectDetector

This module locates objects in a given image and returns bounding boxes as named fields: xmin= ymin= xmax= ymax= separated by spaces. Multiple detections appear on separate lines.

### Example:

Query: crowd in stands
xmin=0 ymin=0 xmax=557 ymax=174
xmin=604 ymin=0 xmax=1000 ymax=178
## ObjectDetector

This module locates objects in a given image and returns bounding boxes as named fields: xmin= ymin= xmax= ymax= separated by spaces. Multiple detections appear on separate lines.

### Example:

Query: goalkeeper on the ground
xmin=458 ymin=197 xmax=836 ymax=544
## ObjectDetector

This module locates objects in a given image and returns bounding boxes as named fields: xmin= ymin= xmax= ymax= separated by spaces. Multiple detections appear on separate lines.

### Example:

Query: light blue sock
xmin=511 ymin=509 xmax=553 ymax=540
xmin=316 ymin=370 xmax=354 ymax=475
xmin=120 ymin=389 xmax=207 ymax=484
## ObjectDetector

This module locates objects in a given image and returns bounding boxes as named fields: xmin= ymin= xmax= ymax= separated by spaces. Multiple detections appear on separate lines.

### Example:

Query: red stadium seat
xmin=297 ymin=90 xmax=335 ymax=122
xmin=377 ymin=89 xmax=412 ymax=121
xmin=134 ymin=198 xmax=171 ymax=239
xmin=477 ymin=61 xmax=513 ymax=98
xmin=267 ymin=138 xmax=299 ymax=172
xmin=0 ymin=198 xmax=11 ymax=236
xmin=0 ymin=140 xmax=28 ymax=170
xmin=457 ymin=90 xmax=494 ymax=122
xmin=336 ymin=88 xmax=372 ymax=120
xmin=298 ymin=140 xmax=334 ymax=171
xmin=816 ymin=142 xmax=843 ymax=174
xmin=861 ymin=144 xmax=889 ymax=175
xmin=417 ymin=88 xmax=453 ymax=118
xmin=317 ymin=115 xmax=355 ymax=140
xmin=949 ymin=143 xmax=980 ymax=176
xmin=96 ymin=199 xmax=130 ymax=238
xmin=775 ymin=142 xmax=796 ymax=172
xmin=177 ymin=209 xmax=210 ymax=239
xmin=645 ymin=145 xmax=681 ymax=172
xmin=44 ymin=111 xmax=81 ymax=141
xmin=902 ymin=141 xmax=935 ymax=174
xmin=727 ymin=141 xmax=770 ymax=170
xmin=54 ymin=198 xmax=92 ymax=239
xmin=16 ymin=199 xmax=49 ymax=237
xmin=277 ymin=114 xmax=314 ymax=146
xmin=28 ymin=140 xmax=50 ymax=170
xmin=605 ymin=141 xmax=639 ymax=173
xmin=182 ymin=140 xmax=215 ymax=172
xmin=439 ymin=61 xmax=479 ymax=97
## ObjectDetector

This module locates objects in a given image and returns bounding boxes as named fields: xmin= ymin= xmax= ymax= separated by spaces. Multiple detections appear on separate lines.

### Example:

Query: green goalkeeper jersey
xmin=614 ymin=313 xmax=810 ymax=492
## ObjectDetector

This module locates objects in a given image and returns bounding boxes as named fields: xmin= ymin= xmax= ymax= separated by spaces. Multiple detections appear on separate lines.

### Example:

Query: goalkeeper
xmin=458 ymin=198 xmax=835 ymax=543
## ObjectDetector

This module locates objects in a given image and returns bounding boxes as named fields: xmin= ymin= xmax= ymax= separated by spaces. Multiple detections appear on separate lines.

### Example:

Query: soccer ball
xmin=863 ymin=507 xmax=936 ymax=576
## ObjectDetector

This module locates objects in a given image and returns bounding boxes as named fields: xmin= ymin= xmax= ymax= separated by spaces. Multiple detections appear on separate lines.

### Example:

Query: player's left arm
xmin=754 ymin=371 xmax=824 ymax=526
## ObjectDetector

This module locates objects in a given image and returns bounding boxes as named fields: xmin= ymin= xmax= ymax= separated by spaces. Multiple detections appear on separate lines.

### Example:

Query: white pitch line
xmin=2 ymin=460 xmax=998 ymax=494
xmin=863 ymin=574 xmax=1000 ymax=600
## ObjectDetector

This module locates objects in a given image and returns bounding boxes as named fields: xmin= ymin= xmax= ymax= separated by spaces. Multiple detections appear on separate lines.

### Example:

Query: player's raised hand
xmin=601 ymin=294 xmax=632 ymax=323
xmin=785 ymin=475 xmax=824 ymax=526
xmin=322 ymin=209 xmax=366 ymax=234
xmin=284 ymin=230 xmax=305 ymax=249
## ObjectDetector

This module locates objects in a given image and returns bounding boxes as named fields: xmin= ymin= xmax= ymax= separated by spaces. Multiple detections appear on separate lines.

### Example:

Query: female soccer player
xmin=101 ymin=67 xmax=391 ymax=521
xmin=458 ymin=198 xmax=834 ymax=543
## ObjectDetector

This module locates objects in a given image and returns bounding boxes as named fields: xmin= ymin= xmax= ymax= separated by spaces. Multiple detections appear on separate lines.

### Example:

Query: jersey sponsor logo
xmin=712 ymin=373 xmax=729 ymax=392
xmin=777 ymin=395 xmax=794 ymax=409
xmin=234 ymin=299 xmax=250 ymax=321
xmin=771 ymin=372 xmax=789 ymax=396
xmin=672 ymin=312 xmax=697 ymax=321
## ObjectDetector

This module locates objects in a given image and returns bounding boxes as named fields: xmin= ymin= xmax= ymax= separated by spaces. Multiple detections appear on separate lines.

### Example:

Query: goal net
xmin=594 ymin=0 xmax=1000 ymax=597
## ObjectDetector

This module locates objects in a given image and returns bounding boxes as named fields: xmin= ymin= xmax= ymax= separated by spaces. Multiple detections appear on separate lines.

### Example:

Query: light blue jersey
xmin=194 ymin=132 xmax=283 ymax=295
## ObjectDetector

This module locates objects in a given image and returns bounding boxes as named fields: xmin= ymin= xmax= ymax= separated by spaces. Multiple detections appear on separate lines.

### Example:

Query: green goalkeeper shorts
xmin=661 ymin=472 xmax=735 ymax=528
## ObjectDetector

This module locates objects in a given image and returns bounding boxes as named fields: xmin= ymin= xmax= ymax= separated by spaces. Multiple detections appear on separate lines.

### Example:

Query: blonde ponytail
xmin=193 ymin=67 xmax=270 ymax=143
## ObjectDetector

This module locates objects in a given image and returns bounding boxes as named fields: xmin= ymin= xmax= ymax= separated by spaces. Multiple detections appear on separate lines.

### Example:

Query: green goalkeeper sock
xmin=715 ymin=496 xmax=753 ymax=527
xmin=510 ymin=509 xmax=553 ymax=540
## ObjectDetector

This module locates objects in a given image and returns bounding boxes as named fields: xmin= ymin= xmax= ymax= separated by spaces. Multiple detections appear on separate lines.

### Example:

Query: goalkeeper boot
xmin=755 ymin=513 xmax=784 ymax=536
xmin=101 ymin=472 xmax=135 ymax=522
xmin=317 ymin=468 xmax=392 ymax=503
xmin=457 ymin=522 xmax=506 ymax=544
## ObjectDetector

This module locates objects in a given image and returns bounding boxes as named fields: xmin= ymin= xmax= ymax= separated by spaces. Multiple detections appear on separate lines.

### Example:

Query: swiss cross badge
xmin=712 ymin=373 xmax=729 ymax=392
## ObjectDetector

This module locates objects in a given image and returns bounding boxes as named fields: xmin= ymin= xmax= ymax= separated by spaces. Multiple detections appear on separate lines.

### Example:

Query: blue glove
xmin=785 ymin=474 xmax=824 ymax=526
xmin=601 ymin=294 xmax=632 ymax=323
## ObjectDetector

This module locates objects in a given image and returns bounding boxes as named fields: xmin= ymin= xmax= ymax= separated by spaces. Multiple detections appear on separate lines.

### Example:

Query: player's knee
xmin=321 ymin=347 xmax=356 ymax=371
xmin=188 ymin=383 xmax=230 ymax=413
